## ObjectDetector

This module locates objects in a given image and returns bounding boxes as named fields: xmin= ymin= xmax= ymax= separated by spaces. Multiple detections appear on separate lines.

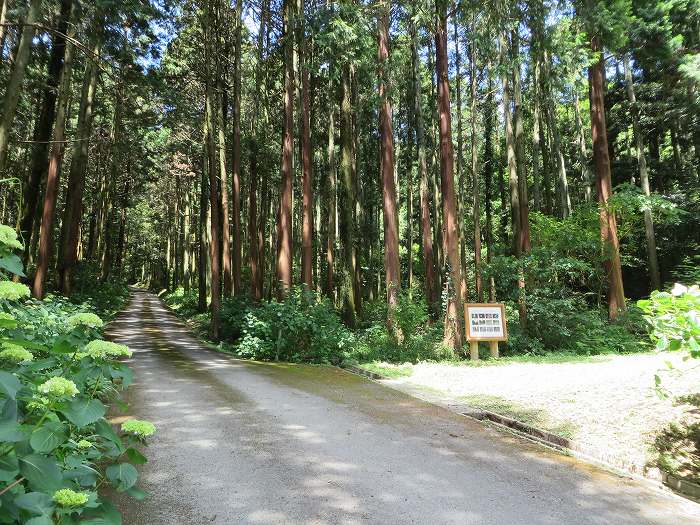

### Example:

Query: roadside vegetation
xmin=0 ymin=226 xmax=149 ymax=524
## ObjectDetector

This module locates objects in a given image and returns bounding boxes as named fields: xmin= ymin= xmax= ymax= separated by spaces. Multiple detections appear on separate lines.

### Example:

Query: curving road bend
xmin=107 ymin=289 xmax=700 ymax=524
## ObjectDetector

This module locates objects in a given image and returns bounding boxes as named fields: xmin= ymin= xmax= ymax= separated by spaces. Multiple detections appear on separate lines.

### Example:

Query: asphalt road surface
xmin=107 ymin=289 xmax=700 ymax=525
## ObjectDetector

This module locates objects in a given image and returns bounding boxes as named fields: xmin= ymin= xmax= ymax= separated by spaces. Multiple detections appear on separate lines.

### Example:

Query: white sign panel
xmin=465 ymin=303 xmax=507 ymax=341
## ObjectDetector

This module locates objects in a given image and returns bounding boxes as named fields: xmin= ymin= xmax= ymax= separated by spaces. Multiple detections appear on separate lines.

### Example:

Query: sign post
xmin=464 ymin=303 xmax=508 ymax=361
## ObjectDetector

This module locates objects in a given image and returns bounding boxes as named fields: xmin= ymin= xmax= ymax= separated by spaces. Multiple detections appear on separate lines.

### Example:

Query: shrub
xmin=0 ymin=225 xmax=152 ymax=524
xmin=236 ymin=287 xmax=354 ymax=364
xmin=639 ymin=283 xmax=700 ymax=356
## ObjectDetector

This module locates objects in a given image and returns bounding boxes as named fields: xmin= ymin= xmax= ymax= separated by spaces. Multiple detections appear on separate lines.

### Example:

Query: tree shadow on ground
xmin=652 ymin=393 xmax=700 ymax=484
xmin=458 ymin=393 xmax=578 ymax=439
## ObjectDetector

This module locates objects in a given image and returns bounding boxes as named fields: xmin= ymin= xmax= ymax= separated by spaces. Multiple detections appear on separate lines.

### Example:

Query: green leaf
xmin=59 ymin=398 xmax=105 ymax=427
xmin=125 ymin=486 xmax=148 ymax=500
xmin=95 ymin=419 xmax=123 ymax=446
xmin=0 ymin=254 xmax=26 ymax=277
xmin=125 ymin=448 xmax=147 ymax=465
xmin=19 ymin=454 xmax=63 ymax=493
xmin=0 ymin=370 xmax=21 ymax=399
xmin=0 ymin=420 xmax=25 ymax=441
xmin=0 ymin=316 xmax=17 ymax=328
xmin=25 ymin=517 xmax=54 ymax=525
xmin=106 ymin=462 xmax=138 ymax=492
xmin=30 ymin=421 xmax=68 ymax=453
xmin=14 ymin=492 xmax=54 ymax=516
xmin=80 ymin=500 xmax=122 ymax=525
xmin=51 ymin=337 xmax=76 ymax=355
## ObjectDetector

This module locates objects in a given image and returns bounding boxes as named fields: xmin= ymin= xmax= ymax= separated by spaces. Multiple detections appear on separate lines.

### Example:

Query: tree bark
xmin=377 ymin=0 xmax=401 ymax=333
xmin=410 ymin=12 xmax=436 ymax=315
xmin=20 ymin=0 xmax=71 ymax=260
xmin=469 ymin=36 xmax=482 ymax=302
xmin=484 ymin=61 xmax=496 ymax=302
xmin=300 ymin=7 xmax=313 ymax=289
xmin=326 ymin=81 xmax=336 ymax=299
xmin=231 ymin=0 xmax=243 ymax=295
xmin=31 ymin=7 xmax=74 ymax=299
xmin=623 ymin=55 xmax=660 ymax=291
xmin=588 ymin=33 xmax=626 ymax=320
xmin=436 ymin=2 xmax=464 ymax=352
xmin=339 ymin=62 xmax=358 ymax=325
xmin=58 ymin=22 xmax=102 ymax=294
xmin=204 ymin=5 xmax=221 ymax=339
xmin=276 ymin=0 xmax=294 ymax=297
xmin=0 ymin=0 xmax=42 ymax=175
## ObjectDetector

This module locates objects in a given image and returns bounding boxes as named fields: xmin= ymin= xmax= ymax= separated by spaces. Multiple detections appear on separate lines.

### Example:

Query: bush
xmin=69 ymin=262 xmax=130 ymax=321
xmin=162 ymin=287 xmax=201 ymax=318
xmin=639 ymin=283 xmax=700 ymax=356
xmin=236 ymin=287 xmax=355 ymax=364
xmin=0 ymin=226 xmax=153 ymax=524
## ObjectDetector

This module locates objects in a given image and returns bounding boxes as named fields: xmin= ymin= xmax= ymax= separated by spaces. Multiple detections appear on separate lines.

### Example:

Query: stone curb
xmin=341 ymin=363 xmax=700 ymax=504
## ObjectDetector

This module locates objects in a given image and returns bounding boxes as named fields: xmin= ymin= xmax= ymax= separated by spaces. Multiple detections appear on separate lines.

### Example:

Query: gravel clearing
xmin=385 ymin=352 xmax=700 ymax=476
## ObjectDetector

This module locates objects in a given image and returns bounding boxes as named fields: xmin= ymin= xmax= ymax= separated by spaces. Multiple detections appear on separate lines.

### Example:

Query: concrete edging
xmin=340 ymin=363 xmax=700 ymax=504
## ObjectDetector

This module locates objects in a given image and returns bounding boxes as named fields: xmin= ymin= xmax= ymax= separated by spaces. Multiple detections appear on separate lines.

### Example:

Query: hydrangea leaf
xmin=106 ymin=462 xmax=138 ymax=492
xmin=0 ymin=370 xmax=21 ymax=399
xmin=0 ymin=254 xmax=26 ymax=277
xmin=59 ymin=398 xmax=105 ymax=427
xmin=14 ymin=492 xmax=55 ymax=517
xmin=19 ymin=454 xmax=63 ymax=493
xmin=30 ymin=421 xmax=68 ymax=453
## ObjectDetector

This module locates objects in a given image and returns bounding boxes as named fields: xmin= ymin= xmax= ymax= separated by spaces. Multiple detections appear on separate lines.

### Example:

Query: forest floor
xmin=107 ymin=289 xmax=700 ymax=524
xmin=370 ymin=353 xmax=700 ymax=480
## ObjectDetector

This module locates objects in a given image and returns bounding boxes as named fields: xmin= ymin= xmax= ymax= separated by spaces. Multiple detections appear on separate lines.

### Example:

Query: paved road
xmin=107 ymin=289 xmax=699 ymax=524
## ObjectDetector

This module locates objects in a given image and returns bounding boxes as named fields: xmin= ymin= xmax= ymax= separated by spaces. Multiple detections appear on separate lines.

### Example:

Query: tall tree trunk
xmin=248 ymin=0 xmax=269 ymax=301
xmin=276 ymin=0 xmax=294 ymax=297
xmin=204 ymin=5 xmax=221 ymax=339
xmin=99 ymin=87 xmax=123 ymax=281
xmin=0 ymin=0 xmax=42 ymax=175
xmin=484 ymin=61 xmax=496 ymax=302
xmin=231 ymin=0 xmax=243 ymax=295
xmin=574 ymin=90 xmax=593 ymax=202
xmin=218 ymin=76 xmax=232 ymax=297
xmin=509 ymin=21 xmax=529 ymax=330
xmin=469 ymin=37 xmax=482 ymax=302
xmin=544 ymin=50 xmax=571 ymax=219
xmin=58 ymin=22 xmax=102 ymax=294
xmin=31 ymin=10 xmax=74 ymax=299
xmin=198 ymin=124 xmax=209 ymax=313
xmin=20 ymin=0 xmax=71 ymax=258
xmin=624 ymin=55 xmax=660 ymax=291
xmin=326 ymin=83 xmax=336 ymax=299
xmin=500 ymin=34 xmax=520 ymax=255
xmin=410 ymin=12 xmax=437 ymax=315
xmin=588 ymin=33 xmax=626 ymax=320
xmin=436 ymin=2 xmax=464 ymax=352
xmin=531 ymin=57 xmax=543 ymax=212
xmin=378 ymin=0 xmax=401 ymax=334
xmin=339 ymin=62 xmax=357 ymax=325
xmin=300 ymin=8 xmax=313 ymax=289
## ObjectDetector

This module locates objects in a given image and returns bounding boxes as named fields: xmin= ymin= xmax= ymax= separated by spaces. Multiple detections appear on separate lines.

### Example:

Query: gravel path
xmin=385 ymin=353 xmax=700 ymax=475
xmin=106 ymin=289 xmax=700 ymax=524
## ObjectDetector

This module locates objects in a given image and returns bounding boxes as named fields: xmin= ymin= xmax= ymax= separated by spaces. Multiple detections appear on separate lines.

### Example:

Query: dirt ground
xmin=383 ymin=352 xmax=700 ymax=477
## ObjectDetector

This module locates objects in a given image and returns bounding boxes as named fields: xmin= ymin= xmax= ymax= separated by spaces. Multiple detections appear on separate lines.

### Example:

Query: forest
xmin=0 ymin=0 xmax=698 ymax=361
xmin=0 ymin=0 xmax=700 ymax=521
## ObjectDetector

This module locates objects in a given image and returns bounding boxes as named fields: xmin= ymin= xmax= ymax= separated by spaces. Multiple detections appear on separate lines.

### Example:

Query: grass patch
xmin=439 ymin=351 xmax=620 ymax=367
xmin=459 ymin=393 xmax=578 ymax=439
xmin=358 ymin=361 xmax=414 ymax=378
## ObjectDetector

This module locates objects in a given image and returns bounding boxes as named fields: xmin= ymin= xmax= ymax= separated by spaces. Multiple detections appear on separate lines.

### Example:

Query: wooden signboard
xmin=464 ymin=303 xmax=507 ymax=360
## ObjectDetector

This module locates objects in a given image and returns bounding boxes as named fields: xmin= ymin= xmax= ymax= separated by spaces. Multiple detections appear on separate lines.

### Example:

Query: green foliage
xmin=0 ymin=226 xmax=152 ymax=525
xmin=237 ymin=287 xmax=355 ymax=364
xmin=639 ymin=283 xmax=700 ymax=356
xmin=69 ymin=263 xmax=130 ymax=321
